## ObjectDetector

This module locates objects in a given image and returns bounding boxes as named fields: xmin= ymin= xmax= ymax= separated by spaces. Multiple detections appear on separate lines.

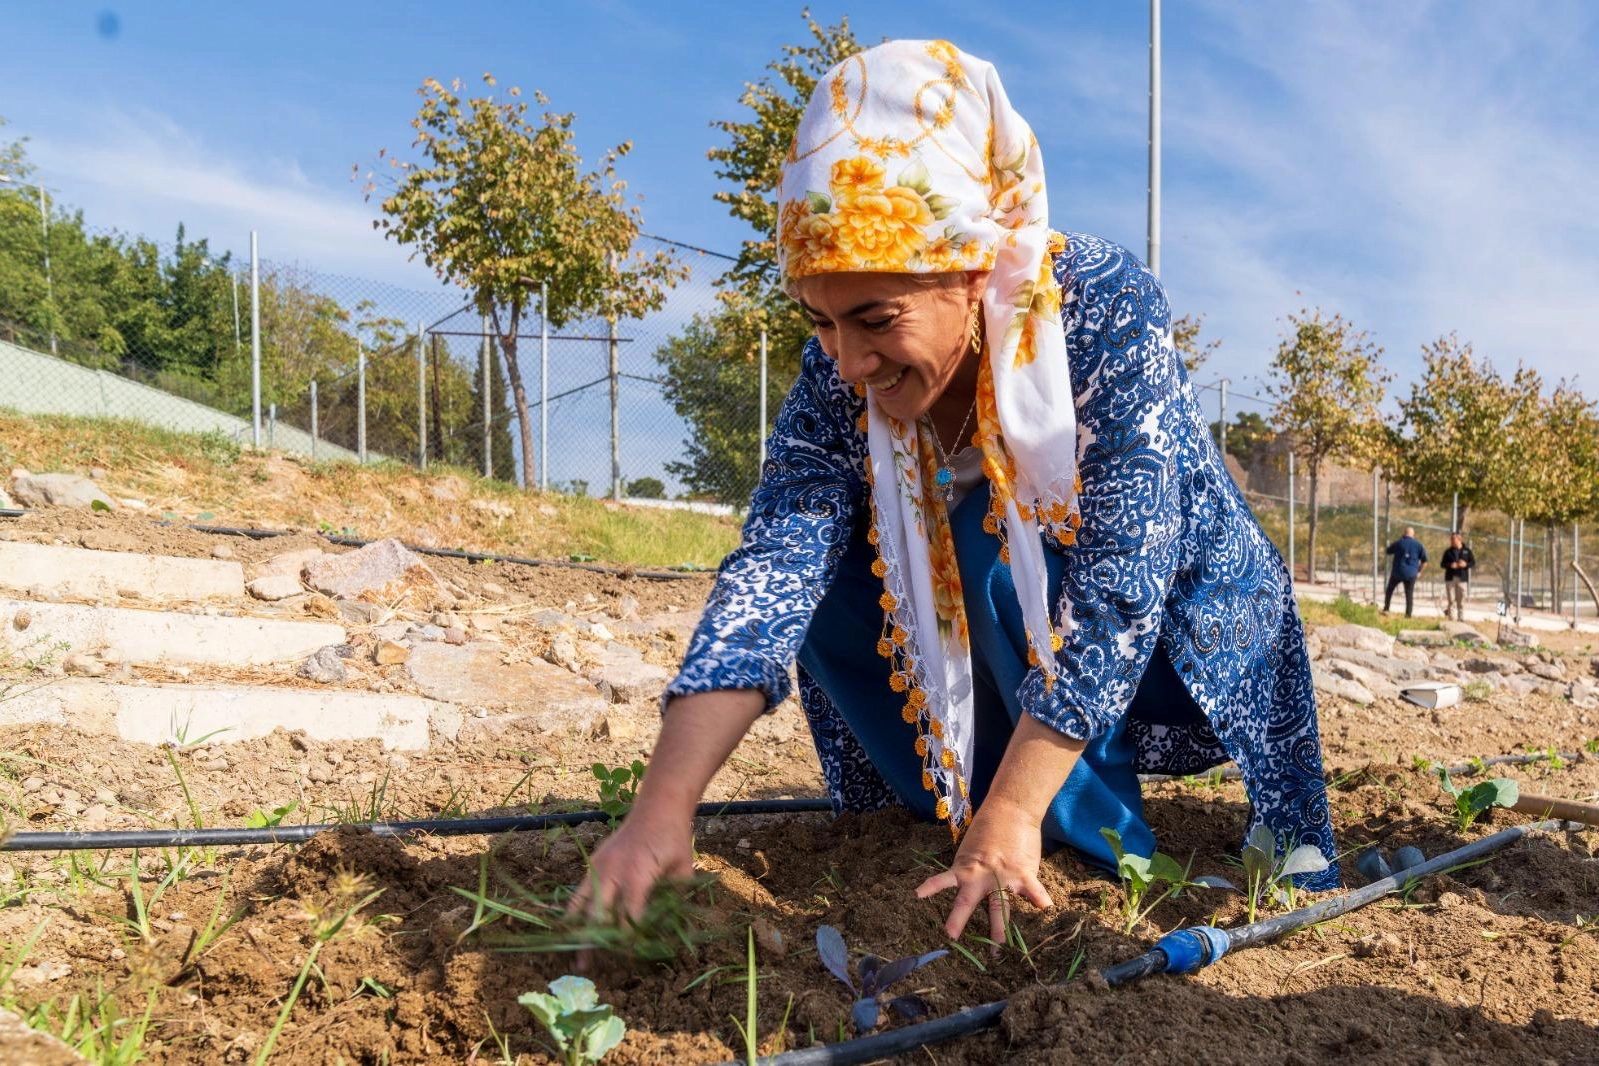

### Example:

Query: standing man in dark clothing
xmin=1384 ymin=526 xmax=1428 ymax=617
xmin=1440 ymin=531 xmax=1475 ymax=621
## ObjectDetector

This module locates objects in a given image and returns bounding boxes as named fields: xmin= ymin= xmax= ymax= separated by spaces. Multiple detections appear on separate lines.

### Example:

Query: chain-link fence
xmin=0 ymin=202 xmax=772 ymax=506
xmin=1190 ymin=374 xmax=1599 ymax=624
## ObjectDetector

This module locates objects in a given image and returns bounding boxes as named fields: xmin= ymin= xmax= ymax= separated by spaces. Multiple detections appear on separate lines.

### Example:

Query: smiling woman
xmin=573 ymin=38 xmax=1340 ymax=947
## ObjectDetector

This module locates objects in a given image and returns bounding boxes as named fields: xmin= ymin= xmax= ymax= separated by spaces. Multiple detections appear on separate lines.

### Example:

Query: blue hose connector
xmin=1154 ymin=926 xmax=1230 ymax=974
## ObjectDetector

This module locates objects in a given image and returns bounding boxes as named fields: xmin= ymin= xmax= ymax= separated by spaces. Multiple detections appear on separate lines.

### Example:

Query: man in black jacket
xmin=1384 ymin=527 xmax=1428 ymax=618
xmin=1440 ymin=531 xmax=1475 ymax=622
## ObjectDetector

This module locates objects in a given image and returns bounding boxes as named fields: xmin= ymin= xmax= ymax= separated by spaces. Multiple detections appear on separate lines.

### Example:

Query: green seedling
xmin=1585 ymin=738 xmax=1599 ymax=756
xmin=244 ymin=801 xmax=299 ymax=828
xmin=816 ymin=924 xmax=947 ymax=1034
xmin=1100 ymin=828 xmax=1230 ymax=934
xmin=1236 ymin=825 xmax=1331 ymax=922
xmin=26 ymin=984 xmax=155 ymax=1066
xmin=593 ymin=761 xmax=645 ymax=828
xmin=518 ymin=975 xmax=627 ymax=1066
xmin=728 ymin=926 xmax=759 ymax=1066
xmin=1437 ymin=767 xmax=1519 ymax=832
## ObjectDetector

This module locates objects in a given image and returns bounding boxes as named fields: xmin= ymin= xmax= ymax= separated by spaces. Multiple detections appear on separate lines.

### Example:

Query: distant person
xmin=1440 ymin=531 xmax=1475 ymax=621
xmin=1383 ymin=526 xmax=1428 ymax=618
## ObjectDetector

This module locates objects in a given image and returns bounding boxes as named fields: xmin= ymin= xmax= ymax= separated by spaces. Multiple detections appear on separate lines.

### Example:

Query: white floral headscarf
xmin=778 ymin=40 xmax=1080 ymax=837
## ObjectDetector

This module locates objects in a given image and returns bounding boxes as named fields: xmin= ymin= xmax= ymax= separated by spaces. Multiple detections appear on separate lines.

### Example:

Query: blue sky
xmin=4 ymin=2 xmax=1597 ymax=487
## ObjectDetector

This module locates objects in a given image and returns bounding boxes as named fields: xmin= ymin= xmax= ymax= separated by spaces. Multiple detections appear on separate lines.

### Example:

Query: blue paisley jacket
xmin=666 ymin=232 xmax=1338 ymax=883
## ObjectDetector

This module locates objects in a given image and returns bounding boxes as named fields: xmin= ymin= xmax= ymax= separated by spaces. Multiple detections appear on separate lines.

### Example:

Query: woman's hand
xmin=567 ymin=804 xmax=696 ymax=925
xmin=915 ymin=796 xmax=1053 ymax=942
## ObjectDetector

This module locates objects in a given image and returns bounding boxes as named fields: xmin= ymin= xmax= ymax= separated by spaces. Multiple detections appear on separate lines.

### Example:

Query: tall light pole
xmin=0 ymin=174 xmax=57 ymax=356
xmin=1147 ymin=0 xmax=1162 ymax=276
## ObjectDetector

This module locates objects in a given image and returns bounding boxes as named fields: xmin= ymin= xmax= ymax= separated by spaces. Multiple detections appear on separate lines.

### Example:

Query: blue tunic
xmin=666 ymin=232 xmax=1339 ymax=888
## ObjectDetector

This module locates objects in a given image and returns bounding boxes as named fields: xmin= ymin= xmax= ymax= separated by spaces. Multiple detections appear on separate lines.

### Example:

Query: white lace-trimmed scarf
xmin=777 ymin=39 xmax=1079 ymax=837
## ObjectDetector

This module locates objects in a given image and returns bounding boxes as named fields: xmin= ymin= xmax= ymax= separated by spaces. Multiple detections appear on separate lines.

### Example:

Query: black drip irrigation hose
xmin=1138 ymin=748 xmax=1587 ymax=786
xmin=717 ymin=819 xmax=1570 ymax=1066
xmin=0 ymin=797 xmax=833 ymax=853
xmin=0 ymin=507 xmax=709 ymax=581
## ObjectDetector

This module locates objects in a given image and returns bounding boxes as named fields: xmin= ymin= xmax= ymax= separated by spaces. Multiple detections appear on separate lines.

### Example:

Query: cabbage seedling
xmin=593 ymin=761 xmax=645 ymax=828
xmin=1238 ymin=825 xmax=1330 ymax=922
xmin=815 ymin=925 xmax=947 ymax=1034
xmin=1437 ymin=768 xmax=1519 ymax=832
xmin=1100 ymin=828 xmax=1231 ymax=934
xmin=518 ymin=976 xmax=626 ymax=1066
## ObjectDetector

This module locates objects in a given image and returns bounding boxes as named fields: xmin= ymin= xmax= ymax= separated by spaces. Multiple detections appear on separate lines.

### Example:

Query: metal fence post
xmin=416 ymin=321 xmax=426 ymax=470
xmin=268 ymin=403 xmax=276 ymax=448
xmin=540 ymin=281 xmax=549 ymax=493
xmin=1575 ymin=523 xmax=1582 ymax=626
xmin=481 ymin=313 xmax=492 ymax=480
xmin=1287 ymin=450 xmax=1296 ymax=580
xmin=249 ymin=230 xmax=262 ymax=448
xmin=758 ymin=329 xmax=769 ymax=476
xmin=357 ymin=342 xmax=368 ymax=465
xmin=309 ymin=379 xmax=318 ymax=461
xmin=1451 ymin=491 xmax=1459 ymax=533
xmin=1372 ymin=468 xmax=1380 ymax=605
xmin=609 ymin=316 xmax=621 ymax=500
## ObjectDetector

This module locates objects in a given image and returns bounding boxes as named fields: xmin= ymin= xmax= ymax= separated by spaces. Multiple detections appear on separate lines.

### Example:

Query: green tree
xmin=1266 ymin=308 xmax=1391 ymax=583
xmin=657 ymin=12 xmax=862 ymax=503
xmin=624 ymin=476 xmax=666 ymax=499
xmin=366 ymin=73 xmax=685 ymax=489
xmin=1388 ymin=335 xmax=1521 ymax=534
xmin=1209 ymin=409 xmax=1273 ymax=471
xmin=1520 ymin=383 xmax=1599 ymax=613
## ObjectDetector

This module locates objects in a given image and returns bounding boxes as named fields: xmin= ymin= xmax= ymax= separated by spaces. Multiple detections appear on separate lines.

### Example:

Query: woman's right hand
xmin=567 ymin=803 xmax=696 ymax=924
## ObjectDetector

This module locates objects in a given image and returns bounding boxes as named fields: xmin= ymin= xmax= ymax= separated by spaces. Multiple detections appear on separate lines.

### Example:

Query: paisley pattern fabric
xmin=666 ymin=232 xmax=1339 ymax=887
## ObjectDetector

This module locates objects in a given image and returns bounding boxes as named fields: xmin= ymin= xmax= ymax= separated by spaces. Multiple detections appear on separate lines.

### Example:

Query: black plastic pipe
xmin=1139 ymin=749 xmax=1585 ymax=786
xmin=717 ymin=819 xmax=1566 ymax=1066
xmin=0 ymin=797 xmax=833 ymax=853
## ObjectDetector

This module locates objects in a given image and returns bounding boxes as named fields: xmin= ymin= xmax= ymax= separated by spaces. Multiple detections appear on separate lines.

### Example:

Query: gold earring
xmin=968 ymin=302 xmax=984 ymax=356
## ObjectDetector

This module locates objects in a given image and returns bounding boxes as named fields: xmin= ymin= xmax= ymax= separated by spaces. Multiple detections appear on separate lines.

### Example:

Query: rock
xmin=588 ymin=713 xmax=641 ymax=742
xmin=1500 ymin=627 xmax=1540 ymax=649
xmin=443 ymin=627 xmax=468 ymax=646
xmin=210 ymin=543 xmax=235 ymax=560
xmin=589 ymin=621 xmax=616 ymax=641
xmin=1325 ymin=658 xmax=1382 ymax=692
xmin=481 ymin=581 xmax=506 ymax=598
xmin=405 ymin=641 xmax=605 ymax=712
xmin=1318 ymin=623 xmax=1395 ymax=657
xmin=120 ymin=498 xmax=149 ymax=511
xmin=1590 ymin=655 xmax=1599 ymax=680
xmin=1439 ymin=620 xmax=1487 ymax=645
xmin=1352 ymin=932 xmax=1403 ymax=958
xmin=304 ymin=539 xmax=448 ymax=609
xmin=1304 ymin=631 xmax=1324 ymax=661
xmin=297 ymin=646 xmax=348 ymax=685
xmin=615 ymin=594 xmax=641 ymax=622
xmin=62 ymin=652 xmax=106 ymax=678
xmin=336 ymin=599 xmax=382 ymax=625
xmin=1526 ymin=660 xmax=1567 ymax=682
xmin=1503 ymin=675 xmax=1541 ymax=698
xmin=753 ymin=917 xmax=785 ymax=959
xmin=0 ymin=486 xmax=13 ymax=510
xmin=588 ymin=650 xmax=671 ymax=704
xmin=1311 ymin=666 xmax=1376 ymax=706
xmin=11 ymin=473 xmax=116 ymax=510
xmin=246 ymin=573 xmax=305 ymax=601
xmin=255 ymin=547 xmax=328 ymax=581
xmin=1573 ymin=678 xmax=1599 ymax=710
xmin=373 ymin=639 xmax=410 ymax=665
xmin=308 ymin=765 xmax=332 ymax=784
xmin=10 ymin=608 xmax=30 ymax=631
xmin=88 ymin=467 xmax=107 ymax=480
xmin=1397 ymin=630 xmax=1448 ymax=647
xmin=1319 ymin=647 xmax=1432 ymax=682
xmin=470 ymin=498 xmax=515 ymax=518
xmin=1389 ymin=643 xmax=1432 ymax=664
xmin=1461 ymin=657 xmax=1505 ymax=674
xmin=544 ymin=633 xmax=580 ymax=672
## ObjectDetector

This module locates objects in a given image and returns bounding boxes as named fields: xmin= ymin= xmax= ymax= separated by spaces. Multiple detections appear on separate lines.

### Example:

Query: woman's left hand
xmin=915 ymin=796 xmax=1054 ymax=942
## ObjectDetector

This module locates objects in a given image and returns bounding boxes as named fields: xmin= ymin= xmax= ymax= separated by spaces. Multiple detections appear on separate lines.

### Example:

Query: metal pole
xmin=37 ymin=185 xmax=56 ymax=357
xmin=481 ymin=313 xmax=492 ymax=480
xmin=609 ymin=316 xmax=621 ymax=500
xmin=309 ymin=379 xmax=318 ymax=461
xmin=1372 ymin=467 xmax=1380 ymax=605
xmin=1575 ymin=524 xmax=1582 ymax=626
xmin=1217 ymin=379 xmax=1228 ymax=456
xmin=249 ymin=230 xmax=262 ymax=448
xmin=759 ymin=329 xmax=769 ymax=476
xmin=1146 ymin=0 xmax=1161 ymax=275
xmin=268 ymin=403 xmax=276 ymax=448
xmin=416 ymin=321 xmax=426 ymax=469
xmin=231 ymin=271 xmax=241 ymax=356
xmin=1515 ymin=518 xmax=1525 ymax=623
xmin=1287 ymin=451 xmax=1296 ymax=580
xmin=1451 ymin=492 xmax=1459 ymax=533
xmin=357 ymin=343 xmax=368 ymax=465
xmin=540 ymin=281 xmax=550 ymax=493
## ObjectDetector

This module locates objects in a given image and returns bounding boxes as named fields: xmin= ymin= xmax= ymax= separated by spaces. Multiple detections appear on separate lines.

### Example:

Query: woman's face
xmin=793 ymin=270 xmax=989 ymax=424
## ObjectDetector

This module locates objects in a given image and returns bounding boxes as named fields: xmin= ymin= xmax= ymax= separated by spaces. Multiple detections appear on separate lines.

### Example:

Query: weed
xmin=1462 ymin=680 xmax=1493 ymax=702
xmin=815 ymin=924 xmax=947 ymax=1034
xmin=518 ymin=975 xmax=627 ymax=1066
xmin=728 ymin=926 xmax=760 ymax=1066
xmin=244 ymin=801 xmax=300 ymax=829
xmin=26 ymin=984 xmax=156 ymax=1065
xmin=1100 ymin=828 xmax=1230 ymax=934
xmin=1586 ymin=738 xmax=1599 ymax=757
xmin=1557 ymin=915 xmax=1598 ymax=951
xmin=1436 ymin=767 xmax=1519 ymax=832
xmin=1236 ymin=826 xmax=1331 ymax=922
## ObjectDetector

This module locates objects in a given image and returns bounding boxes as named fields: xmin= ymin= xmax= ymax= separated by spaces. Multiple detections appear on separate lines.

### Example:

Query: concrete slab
xmin=1 ymin=599 xmax=345 ymax=667
xmin=405 ymin=641 xmax=606 ymax=713
xmin=0 ymin=541 xmax=245 ymax=602
xmin=0 ymin=678 xmax=460 ymax=750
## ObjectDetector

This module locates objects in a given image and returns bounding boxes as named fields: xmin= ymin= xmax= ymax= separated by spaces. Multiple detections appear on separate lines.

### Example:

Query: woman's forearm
xmin=979 ymin=714 xmax=1087 ymax=824
xmin=632 ymin=690 xmax=767 ymax=821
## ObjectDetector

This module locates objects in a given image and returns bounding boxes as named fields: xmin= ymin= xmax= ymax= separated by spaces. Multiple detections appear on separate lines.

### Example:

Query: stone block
xmin=1317 ymin=623 xmax=1396 ymax=657
xmin=404 ymin=641 xmax=605 ymax=713
xmin=1311 ymin=664 xmax=1375 ymax=706
xmin=0 ymin=541 xmax=245 ymax=603
xmin=10 ymin=473 xmax=114 ymax=510
xmin=246 ymin=573 xmax=305 ymax=601
xmin=303 ymin=538 xmax=447 ymax=608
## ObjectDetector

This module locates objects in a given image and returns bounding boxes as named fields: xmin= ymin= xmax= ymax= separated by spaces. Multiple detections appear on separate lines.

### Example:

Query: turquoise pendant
xmin=935 ymin=466 xmax=954 ymax=488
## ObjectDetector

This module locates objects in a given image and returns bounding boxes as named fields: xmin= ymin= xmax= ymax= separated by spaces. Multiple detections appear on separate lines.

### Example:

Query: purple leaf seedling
xmin=815 ymin=925 xmax=947 ymax=1034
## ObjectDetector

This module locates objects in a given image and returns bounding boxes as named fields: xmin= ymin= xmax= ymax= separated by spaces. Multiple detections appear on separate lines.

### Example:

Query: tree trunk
xmin=491 ymin=301 xmax=536 ymax=490
xmin=1457 ymin=503 xmax=1469 ymax=535
xmin=1306 ymin=460 xmax=1320 ymax=585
